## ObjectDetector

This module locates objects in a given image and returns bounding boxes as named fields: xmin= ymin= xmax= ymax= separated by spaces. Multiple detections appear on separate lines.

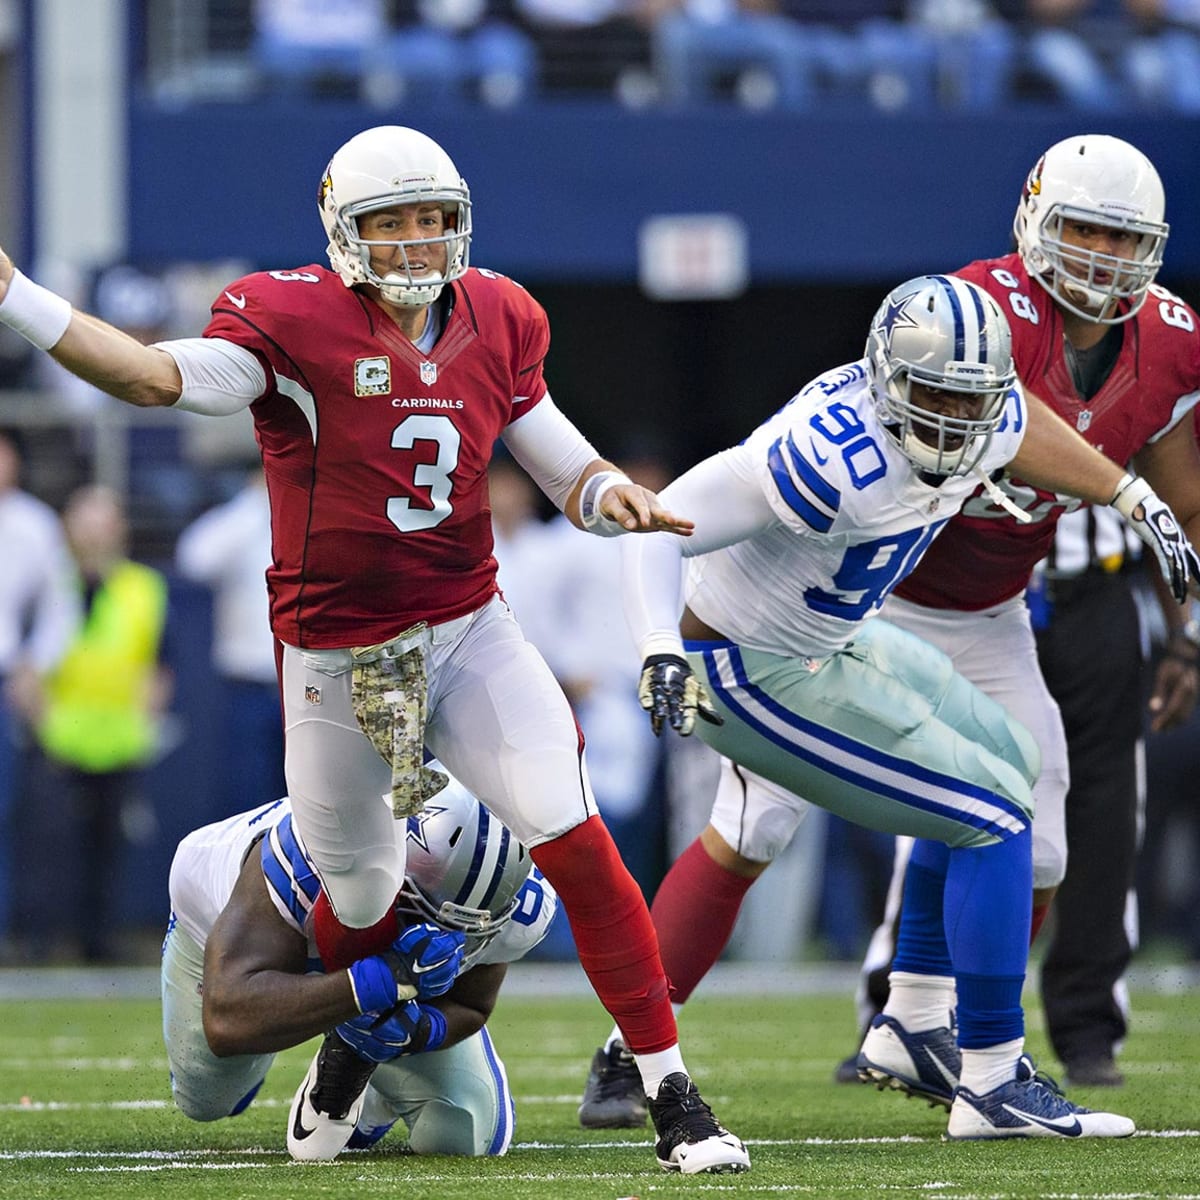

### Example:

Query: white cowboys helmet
xmin=865 ymin=274 xmax=1016 ymax=477
xmin=318 ymin=125 xmax=471 ymax=308
xmin=400 ymin=773 xmax=533 ymax=967
xmin=1013 ymin=134 xmax=1168 ymax=325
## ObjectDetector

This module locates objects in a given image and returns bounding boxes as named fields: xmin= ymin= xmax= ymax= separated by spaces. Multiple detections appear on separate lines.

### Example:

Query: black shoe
xmin=578 ymin=1040 xmax=648 ymax=1129
xmin=287 ymin=1031 xmax=378 ymax=1161
xmin=647 ymin=1072 xmax=750 ymax=1174
xmin=1064 ymin=1054 xmax=1125 ymax=1088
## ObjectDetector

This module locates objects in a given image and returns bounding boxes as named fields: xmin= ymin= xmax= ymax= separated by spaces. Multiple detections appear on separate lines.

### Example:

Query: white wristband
xmin=580 ymin=469 xmax=633 ymax=536
xmin=1109 ymin=472 xmax=1150 ymax=517
xmin=0 ymin=269 xmax=73 ymax=350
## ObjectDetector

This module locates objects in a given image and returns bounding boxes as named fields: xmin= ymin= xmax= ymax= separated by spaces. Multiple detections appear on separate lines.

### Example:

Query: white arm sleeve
xmin=659 ymin=446 xmax=776 ymax=555
xmin=155 ymin=337 xmax=267 ymax=416
xmin=622 ymin=447 xmax=775 ymax=660
xmin=622 ymin=534 xmax=689 ymax=660
xmin=500 ymin=393 xmax=599 ymax=512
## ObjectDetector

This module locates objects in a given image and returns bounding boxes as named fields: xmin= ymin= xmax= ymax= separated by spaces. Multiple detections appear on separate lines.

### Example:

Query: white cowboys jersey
xmin=684 ymin=359 xmax=1027 ymax=660
xmin=168 ymin=791 xmax=557 ymax=969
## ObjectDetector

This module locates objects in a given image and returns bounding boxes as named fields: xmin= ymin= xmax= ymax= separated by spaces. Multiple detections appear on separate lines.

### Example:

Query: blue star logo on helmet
xmin=406 ymin=804 xmax=448 ymax=853
xmin=876 ymin=290 xmax=920 ymax=353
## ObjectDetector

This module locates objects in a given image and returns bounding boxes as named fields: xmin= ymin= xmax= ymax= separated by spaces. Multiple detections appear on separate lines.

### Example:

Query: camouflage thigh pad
xmin=351 ymin=623 xmax=447 ymax=819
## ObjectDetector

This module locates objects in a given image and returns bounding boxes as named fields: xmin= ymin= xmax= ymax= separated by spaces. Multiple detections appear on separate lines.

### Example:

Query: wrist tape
xmin=1109 ymin=472 xmax=1149 ymax=517
xmin=0 ymin=270 xmax=73 ymax=350
xmin=580 ymin=470 xmax=633 ymax=536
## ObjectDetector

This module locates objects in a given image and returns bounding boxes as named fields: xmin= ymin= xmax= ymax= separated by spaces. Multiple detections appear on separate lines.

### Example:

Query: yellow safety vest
xmin=38 ymin=560 xmax=167 ymax=773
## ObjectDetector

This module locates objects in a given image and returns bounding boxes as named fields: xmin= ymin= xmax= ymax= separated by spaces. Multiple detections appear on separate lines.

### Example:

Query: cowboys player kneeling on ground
xmin=161 ymin=764 xmax=556 ymax=1160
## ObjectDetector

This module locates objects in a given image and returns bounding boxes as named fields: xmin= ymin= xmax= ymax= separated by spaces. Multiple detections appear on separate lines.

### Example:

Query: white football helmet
xmin=399 ymin=774 xmax=533 ymax=967
xmin=318 ymin=125 xmax=471 ymax=308
xmin=1013 ymin=134 xmax=1168 ymax=324
xmin=865 ymin=274 xmax=1016 ymax=477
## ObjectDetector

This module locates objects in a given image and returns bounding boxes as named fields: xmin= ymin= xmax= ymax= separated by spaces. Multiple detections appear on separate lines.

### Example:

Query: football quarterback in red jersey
xmin=0 ymin=125 xmax=747 ymax=1175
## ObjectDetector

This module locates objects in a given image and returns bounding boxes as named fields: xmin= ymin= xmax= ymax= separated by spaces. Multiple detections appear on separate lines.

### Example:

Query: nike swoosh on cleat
xmin=291 ymin=1101 xmax=318 ymax=1141
xmin=921 ymin=1048 xmax=959 ymax=1090
xmin=1003 ymin=1105 xmax=1082 ymax=1136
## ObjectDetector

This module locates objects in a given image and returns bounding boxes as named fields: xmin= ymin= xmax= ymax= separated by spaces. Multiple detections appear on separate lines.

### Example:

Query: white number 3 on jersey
xmin=387 ymin=414 xmax=461 ymax=532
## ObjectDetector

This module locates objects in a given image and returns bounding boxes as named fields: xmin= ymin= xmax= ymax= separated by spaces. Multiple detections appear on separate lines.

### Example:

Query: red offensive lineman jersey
xmin=895 ymin=253 xmax=1200 ymax=610
xmin=203 ymin=265 xmax=549 ymax=647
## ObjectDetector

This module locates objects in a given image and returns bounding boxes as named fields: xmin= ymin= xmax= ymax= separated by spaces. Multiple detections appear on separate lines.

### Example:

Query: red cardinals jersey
xmin=896 ymin=253 xmax=1200 ymax=610
xmin=203 ymin=265 xmax=549 ymax=647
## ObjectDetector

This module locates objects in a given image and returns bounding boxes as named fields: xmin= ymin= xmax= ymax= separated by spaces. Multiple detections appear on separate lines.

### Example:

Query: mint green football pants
xmin=684 ymin=617 xmax=1039 ymax=850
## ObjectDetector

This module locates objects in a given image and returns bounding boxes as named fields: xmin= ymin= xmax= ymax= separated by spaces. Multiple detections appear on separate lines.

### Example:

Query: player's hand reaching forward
xmin=574 ymin=466 xmax=694 ymax=537
xmin=601 ymin=482 xmax=694 ymax=535
xmin=1148 ymin=648 xmax=1199 ymax=733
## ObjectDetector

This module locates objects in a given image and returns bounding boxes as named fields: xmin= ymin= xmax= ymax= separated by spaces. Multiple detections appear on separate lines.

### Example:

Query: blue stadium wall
xmin=129 ymin=102 xmax=1200 ymax=283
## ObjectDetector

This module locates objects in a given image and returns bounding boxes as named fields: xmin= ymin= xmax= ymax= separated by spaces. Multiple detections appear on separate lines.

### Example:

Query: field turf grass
xmin=1 ymin=970 xmax=1197 ymax=1199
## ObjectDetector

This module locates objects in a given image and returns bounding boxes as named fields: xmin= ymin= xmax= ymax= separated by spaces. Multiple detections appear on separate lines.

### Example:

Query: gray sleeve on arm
xmin=155 ymin=337 xmax=267 ymax=416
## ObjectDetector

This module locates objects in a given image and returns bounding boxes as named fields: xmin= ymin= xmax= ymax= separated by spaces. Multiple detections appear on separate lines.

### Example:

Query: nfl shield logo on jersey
xmin=420 ymin=361 xmax=438 ymax=386
xmin=304 ymin=684 xmax=322 ymax=705
xmin=355 ymin=356 xmax=391 ymax=396
xmin=1077 ymin=410 xmax=1093 ymax=432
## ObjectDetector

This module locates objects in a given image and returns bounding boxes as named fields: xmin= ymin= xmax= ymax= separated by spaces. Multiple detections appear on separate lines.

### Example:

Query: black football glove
xmin=637 ymin=653 xmax=724 ymax=737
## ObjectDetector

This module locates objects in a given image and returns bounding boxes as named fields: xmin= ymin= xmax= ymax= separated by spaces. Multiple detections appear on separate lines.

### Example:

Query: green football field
xmin=1 ymin=965 xmax=1198 ymax=1200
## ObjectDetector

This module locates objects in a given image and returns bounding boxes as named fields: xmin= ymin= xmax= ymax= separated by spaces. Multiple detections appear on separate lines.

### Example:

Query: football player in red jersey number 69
xmin=0 ymin=125 xmax=748 ymax=1175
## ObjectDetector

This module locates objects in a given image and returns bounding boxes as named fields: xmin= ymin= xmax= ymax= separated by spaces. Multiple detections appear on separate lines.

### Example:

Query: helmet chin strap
xmin=973 ymin=466 xmax=1033 ymax=523
xmin=380 ymin=270 xmax=445 ymax=308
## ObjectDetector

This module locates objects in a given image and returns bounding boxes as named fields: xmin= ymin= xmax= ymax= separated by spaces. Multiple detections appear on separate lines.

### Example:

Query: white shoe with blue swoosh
xmin=946 ymin=1055 xmax=1135 ymax=1140
xmin=857 ymin=1013 xmax=960 ymax=1109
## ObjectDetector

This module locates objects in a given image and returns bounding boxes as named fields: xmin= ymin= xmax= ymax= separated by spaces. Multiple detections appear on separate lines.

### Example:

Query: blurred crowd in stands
xmin=148 ymin=0 xmax=1200 ymax=112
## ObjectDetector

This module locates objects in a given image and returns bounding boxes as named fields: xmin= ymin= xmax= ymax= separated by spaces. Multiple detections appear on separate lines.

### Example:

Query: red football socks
xmin=312 ymin=889 xmax=399 ymax=973
xmin=651 ymin=837 xmax=754 ymax=1003
xmin=1030 ymin=900 xmax=1052 ymax=946
xmin=532 ymin=816 xmax=675 ymax=1054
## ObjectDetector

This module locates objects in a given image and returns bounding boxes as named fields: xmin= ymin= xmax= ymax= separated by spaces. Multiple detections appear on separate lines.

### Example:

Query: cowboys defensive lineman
xmin=162 ymin=766 xmax=556 ymax=1160
xmin=614 ymin=273 xmax=1198 ymax=1139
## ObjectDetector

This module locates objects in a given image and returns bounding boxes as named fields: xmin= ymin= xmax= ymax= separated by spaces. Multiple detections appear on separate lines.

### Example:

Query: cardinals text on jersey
xmin=203 ymin=266 xmax=550 ymax=647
